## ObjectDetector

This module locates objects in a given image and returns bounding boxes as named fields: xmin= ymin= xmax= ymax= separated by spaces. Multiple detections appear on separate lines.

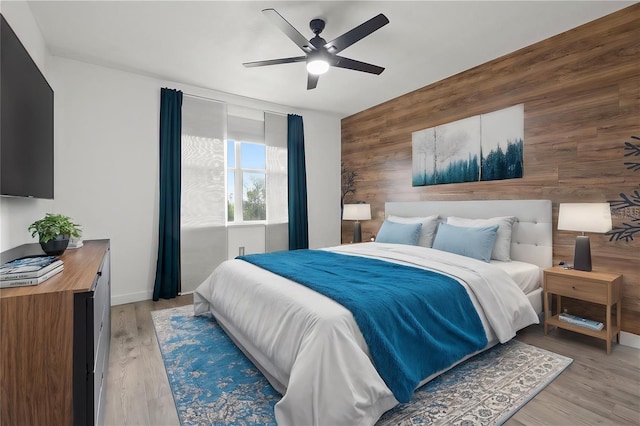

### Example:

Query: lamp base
xmin=353 ymin=221 xmax=362 ymax=243
xmin=573 ymin=235 xmax=592 ymax=272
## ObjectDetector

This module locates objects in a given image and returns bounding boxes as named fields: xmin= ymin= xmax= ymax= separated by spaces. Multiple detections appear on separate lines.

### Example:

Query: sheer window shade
xmin=180 ymin=96 xmax=227 ymax=293
xmin=228 ymin=115 xmax=265 ymax=143
xmin=181 ymin=97 xmax=227 ymax=227
xmin=265 ymin=112 xmax=289 ymax=251
xmin=265 ymin=112 xmax=288 ymax=224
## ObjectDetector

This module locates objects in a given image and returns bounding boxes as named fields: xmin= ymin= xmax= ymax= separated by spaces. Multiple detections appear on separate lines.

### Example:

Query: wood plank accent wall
xmin=341 ymin=5 xmax=640 ymax=335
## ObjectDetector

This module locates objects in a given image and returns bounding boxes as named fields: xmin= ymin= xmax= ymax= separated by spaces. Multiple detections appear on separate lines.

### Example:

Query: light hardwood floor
xmin=104 ymin=295 xmax=640 ymax=425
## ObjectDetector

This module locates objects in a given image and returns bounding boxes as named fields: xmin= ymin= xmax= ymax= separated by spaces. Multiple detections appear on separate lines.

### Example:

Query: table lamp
xmin=557 ymin=203 xmax=612 ymax=271
xmin=343 ymin=204 xmax=371 ymax=243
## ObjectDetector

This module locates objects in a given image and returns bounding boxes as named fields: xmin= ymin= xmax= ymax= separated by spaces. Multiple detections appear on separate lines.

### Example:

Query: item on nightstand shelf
xmin=558 ymin=313 xmax=604 ymax=331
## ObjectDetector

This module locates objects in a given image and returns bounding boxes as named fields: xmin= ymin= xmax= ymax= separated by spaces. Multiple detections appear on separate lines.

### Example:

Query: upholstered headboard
xmin=385 ymin=200 xmax=552 ymax=269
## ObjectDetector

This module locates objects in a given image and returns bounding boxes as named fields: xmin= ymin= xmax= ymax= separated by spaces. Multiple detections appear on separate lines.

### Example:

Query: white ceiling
xmin=28 ymin=1 xmax=634 ymax=118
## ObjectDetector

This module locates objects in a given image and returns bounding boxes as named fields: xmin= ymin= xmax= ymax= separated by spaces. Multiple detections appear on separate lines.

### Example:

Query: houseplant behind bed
xmin=28 ymin=213 xmax=81 ymax=256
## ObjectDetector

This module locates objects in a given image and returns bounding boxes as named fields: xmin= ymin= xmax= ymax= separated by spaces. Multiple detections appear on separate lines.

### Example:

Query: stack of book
xmin=0 ymin=256 xmax=64 ymax=288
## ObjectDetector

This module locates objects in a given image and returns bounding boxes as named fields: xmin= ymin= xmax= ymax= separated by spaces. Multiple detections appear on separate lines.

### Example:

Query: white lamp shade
xmin=557 ymin=203 xmax=612 ymax=233
xmin=343 ymin=204 xmax=371 ymax=221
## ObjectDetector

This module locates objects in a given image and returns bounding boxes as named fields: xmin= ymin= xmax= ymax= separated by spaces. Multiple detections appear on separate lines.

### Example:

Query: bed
xmin=194 ymin=199 xmax=552 ymax=425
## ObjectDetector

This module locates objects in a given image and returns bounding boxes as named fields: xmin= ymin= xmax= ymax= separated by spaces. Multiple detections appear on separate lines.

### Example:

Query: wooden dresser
xmin=0 ymin=239 xmax=111 ymax=426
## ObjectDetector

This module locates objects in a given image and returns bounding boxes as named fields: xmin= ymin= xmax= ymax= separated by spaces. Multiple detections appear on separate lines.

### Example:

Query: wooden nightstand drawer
xmin=545 ymin=275 xmax=606 ymax=304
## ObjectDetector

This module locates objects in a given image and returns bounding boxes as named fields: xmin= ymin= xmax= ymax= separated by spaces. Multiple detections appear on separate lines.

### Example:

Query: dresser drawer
xmin=545 ymin=274 xmax=607 ymax=304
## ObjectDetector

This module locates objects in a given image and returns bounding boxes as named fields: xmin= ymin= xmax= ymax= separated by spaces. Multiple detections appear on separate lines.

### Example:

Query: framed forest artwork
xmin=412 ymin=104 xmax=524 ymax=186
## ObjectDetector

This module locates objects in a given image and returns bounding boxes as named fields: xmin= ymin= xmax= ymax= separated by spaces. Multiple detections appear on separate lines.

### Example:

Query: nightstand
xmin=543 ymin=267 xmax=622 ymax=354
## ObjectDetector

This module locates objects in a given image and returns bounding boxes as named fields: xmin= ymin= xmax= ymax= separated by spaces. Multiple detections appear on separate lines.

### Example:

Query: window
xmin=179 ymin=98 xmax=288 ymax=293
xmin=182 ymin=103 xmax=286 ymax=226
xmin=227 ymin=140 xmax=266 ymax=222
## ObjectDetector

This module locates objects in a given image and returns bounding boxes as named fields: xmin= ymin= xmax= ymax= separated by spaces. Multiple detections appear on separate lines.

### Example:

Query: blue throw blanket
xmin=238 ymin=249 xmax=488 ymax=403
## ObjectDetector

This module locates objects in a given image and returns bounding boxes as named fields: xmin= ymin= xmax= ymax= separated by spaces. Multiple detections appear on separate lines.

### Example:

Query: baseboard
xmin=111 ymin=290 xmax=193 ymax=306
xmin=111 ymin=290 xmax=153 ymax=306
xmin=620 ymin=331 xmax=640 ymax=349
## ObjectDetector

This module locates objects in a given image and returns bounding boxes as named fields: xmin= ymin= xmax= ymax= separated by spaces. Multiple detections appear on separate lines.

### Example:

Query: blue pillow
xmin=432 ymin=223 xmax=499 ymax=262
xmin=376 ymin=220 xmax=422 ymax=245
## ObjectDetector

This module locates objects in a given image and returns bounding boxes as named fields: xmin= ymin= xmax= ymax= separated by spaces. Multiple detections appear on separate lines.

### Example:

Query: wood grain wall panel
xmin=558 ymin=159 xmax=626 ymax=185
xmin=341 ymin=5 xmax=640 ymax=335
xmin=619 ymin=76 xmax=640 ymax=110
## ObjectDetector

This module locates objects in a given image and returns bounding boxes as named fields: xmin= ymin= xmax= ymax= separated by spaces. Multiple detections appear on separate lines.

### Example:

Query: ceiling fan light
xmin=307 ymin=59 xmax=329 ymax=75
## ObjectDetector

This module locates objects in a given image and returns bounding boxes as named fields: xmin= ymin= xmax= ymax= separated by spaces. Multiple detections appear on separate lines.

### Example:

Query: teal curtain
xmin=287 ymin=114 xmax=309 ymax=250
xmin=153 ymin=88 xmax=183 ymax=300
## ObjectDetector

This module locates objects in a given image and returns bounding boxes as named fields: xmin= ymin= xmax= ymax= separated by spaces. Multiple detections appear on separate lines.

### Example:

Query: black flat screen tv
xmin=1 ymin=14 xmax=54 ymax=199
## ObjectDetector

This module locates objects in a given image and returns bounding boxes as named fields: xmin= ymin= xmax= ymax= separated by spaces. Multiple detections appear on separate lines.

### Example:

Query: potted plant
xmin=28 ymin=213 xmax=81 ymax=256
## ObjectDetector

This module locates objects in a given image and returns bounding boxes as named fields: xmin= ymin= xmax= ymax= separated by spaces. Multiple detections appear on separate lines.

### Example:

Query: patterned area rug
xmin=152 ymin=305 xmax=572 ymax=426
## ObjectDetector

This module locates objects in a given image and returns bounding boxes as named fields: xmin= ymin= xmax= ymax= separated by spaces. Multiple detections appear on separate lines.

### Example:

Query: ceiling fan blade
xmin=307 ymin=73 xmax=319 ymax=90
xmin=333 ymin=56 xmax=385 ymax=75
xmin=243 ymin=56 xmax=307 ymax=68
xmin=262 ymin=8 xmax=315 ymax=53
xmin=325 ymin=13 xmax=389 ymax=54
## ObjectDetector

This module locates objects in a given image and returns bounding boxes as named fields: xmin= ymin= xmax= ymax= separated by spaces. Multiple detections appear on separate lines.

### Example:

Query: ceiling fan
xmin=243 ymin=8 xmax=389 ymax=90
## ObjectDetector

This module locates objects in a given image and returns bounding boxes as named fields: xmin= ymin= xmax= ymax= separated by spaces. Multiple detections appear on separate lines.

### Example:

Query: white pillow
xmin=446 ymin=216 xmax=516 ymax=261
xmin=387 ymin=215 xmax=439 ymax=247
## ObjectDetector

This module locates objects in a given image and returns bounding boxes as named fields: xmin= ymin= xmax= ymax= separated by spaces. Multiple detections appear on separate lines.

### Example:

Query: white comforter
xmin=193 ymin=242 xmax=539 ymax=426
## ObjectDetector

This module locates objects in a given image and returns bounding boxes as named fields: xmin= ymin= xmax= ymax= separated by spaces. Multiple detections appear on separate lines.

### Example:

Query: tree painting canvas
xmin=412 ymin=104 xmax=524 ymax=186
xmin=480 ymin=104 xmax=524 ymax=181
xmin=412 ymin=116 xmax=480 ymax=186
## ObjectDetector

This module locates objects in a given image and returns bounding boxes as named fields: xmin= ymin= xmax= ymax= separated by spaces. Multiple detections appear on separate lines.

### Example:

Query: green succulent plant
xmin=28 ymin=213 xmax=81 ymax=243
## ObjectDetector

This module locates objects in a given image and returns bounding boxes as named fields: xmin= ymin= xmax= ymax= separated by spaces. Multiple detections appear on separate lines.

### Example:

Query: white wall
xmin=0 ymin=1 xmax=55 ymax=251
xmin=227 ymin=226 xmax=265 ymax=260
xmin=48 ymin=56 xmax=341 ymax=305
xmin=303 ymin=110 xmax=344 ymax=248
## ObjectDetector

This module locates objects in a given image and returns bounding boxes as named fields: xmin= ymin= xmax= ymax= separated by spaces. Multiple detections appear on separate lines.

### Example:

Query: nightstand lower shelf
xmin=545 ymin=314 xmax=619 ymax=341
